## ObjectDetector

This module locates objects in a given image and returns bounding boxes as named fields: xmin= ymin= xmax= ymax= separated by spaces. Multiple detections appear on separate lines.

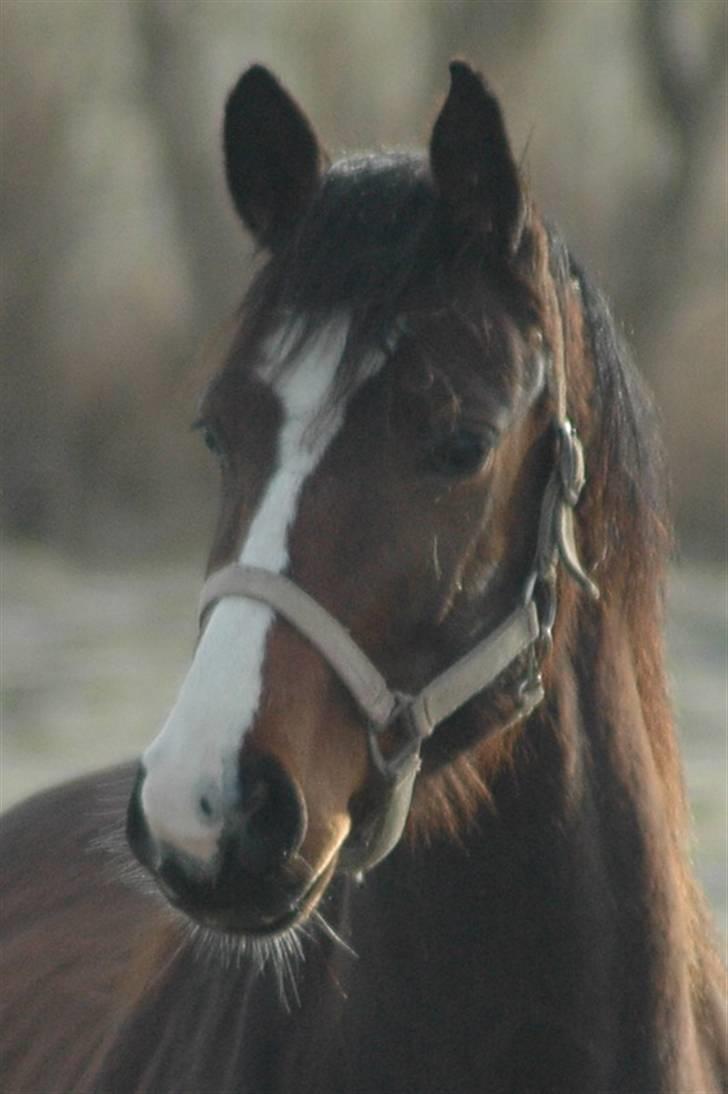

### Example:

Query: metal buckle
xmin=556 ymin=419 xmax=585 ymax=507
xmin=522 ymin=567 xmax=557 ymax=652
xmin=367 ymin=693 xmax=422 ymax=784
xmin=516 ymin=644 xmax=545 ymax=718
xmin=553 ymin=421 xmax=600 ymax=600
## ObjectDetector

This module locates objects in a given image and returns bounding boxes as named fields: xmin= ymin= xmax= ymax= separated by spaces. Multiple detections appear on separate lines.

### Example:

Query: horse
xmin=1 ymin=61 xmax=725 ymax=1094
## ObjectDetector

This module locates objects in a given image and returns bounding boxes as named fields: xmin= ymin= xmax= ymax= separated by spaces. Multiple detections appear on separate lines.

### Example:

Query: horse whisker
xmin=311 ymin=909 xmax=358 ymax=960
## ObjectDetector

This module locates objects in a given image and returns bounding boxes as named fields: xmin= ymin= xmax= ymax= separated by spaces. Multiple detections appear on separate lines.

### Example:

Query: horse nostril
xmin=241 ymin=778 xmax=269 ymax=819
xmin=196 ymin=782 xmax=223 ymax=825
xmin=233 ymin=754 xmax=307 ymax=877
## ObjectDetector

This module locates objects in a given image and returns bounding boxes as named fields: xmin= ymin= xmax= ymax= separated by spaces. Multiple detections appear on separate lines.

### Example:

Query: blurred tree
xmin=131 ymin=0 xmax=248 ymax=338
xmin=622 ymin=0 xmax=726 ymax=363
xmin=1 ymin=6 xmax=83 ymax=541
xmin=427 ymin=0 xmax=547 ymax=63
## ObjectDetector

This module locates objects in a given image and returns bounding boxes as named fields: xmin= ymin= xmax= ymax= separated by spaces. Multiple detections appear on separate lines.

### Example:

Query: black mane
xmin=241 ymin=154 xmax=438 ymax=360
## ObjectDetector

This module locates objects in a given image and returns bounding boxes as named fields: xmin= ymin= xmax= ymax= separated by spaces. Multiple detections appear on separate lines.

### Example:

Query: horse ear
xmin=224 ymin=65 xmax=324 ymax=249
xmin=430 ymin=61 xmax=526 ymax=256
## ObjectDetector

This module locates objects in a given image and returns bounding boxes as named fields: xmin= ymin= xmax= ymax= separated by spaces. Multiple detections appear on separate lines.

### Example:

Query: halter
xmin=198 ymin=359 xmax=599 ymax=874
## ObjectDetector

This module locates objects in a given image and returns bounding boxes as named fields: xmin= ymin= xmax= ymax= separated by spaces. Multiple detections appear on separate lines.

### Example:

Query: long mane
xmin=559 ymin=239 xmax=690 ymax=839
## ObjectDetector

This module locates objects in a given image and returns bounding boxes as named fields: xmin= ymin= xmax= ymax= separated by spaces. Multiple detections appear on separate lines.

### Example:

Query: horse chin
xmin=165 ymin=855 xmax=337 ymax=941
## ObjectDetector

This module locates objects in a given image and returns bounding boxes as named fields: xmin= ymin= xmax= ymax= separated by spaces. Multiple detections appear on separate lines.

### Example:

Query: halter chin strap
xmin=197 ymin=414 xmax=598 ymax=874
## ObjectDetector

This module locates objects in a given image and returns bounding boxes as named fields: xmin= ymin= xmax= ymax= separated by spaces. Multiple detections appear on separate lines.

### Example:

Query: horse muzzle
xmin=126 ymin=755 xmax=321 ymax=936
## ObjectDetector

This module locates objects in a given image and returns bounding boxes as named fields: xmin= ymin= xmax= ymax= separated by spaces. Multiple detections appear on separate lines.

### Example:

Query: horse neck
xmin=541 ymin=593 xmax=714 ymax=1087
xmin=349 ymin=589 xmax=708 ymax=1091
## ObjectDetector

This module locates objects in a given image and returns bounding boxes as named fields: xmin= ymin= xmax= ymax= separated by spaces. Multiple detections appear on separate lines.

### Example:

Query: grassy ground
xmin=2 ymin=542 xmax=726 ymax=937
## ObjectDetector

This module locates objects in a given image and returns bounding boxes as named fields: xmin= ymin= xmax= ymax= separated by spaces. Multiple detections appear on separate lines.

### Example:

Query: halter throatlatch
xmin=197 ymin=406 xmax=598 ymax=874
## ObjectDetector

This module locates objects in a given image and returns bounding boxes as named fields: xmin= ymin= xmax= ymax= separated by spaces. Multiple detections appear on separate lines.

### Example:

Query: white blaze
xmin=141 ymin=318 xmax=358 ymax=864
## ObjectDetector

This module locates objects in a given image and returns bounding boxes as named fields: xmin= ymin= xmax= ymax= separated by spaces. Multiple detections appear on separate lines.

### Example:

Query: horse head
xmin=126 ymin=63 xmax=596 ymax=940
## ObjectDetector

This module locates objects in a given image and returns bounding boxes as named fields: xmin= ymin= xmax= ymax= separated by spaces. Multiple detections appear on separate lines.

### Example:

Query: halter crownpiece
xmin=197 ymin=412 xmax=598 ymax=874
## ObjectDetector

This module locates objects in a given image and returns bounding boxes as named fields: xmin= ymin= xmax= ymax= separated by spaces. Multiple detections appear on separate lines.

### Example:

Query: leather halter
xmin=197 ymin=406 xmax=598 ymax=876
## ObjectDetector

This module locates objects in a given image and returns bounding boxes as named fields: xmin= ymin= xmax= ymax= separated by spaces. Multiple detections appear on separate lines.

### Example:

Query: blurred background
xmin=1 ymin=1 xmax=726 ymax=931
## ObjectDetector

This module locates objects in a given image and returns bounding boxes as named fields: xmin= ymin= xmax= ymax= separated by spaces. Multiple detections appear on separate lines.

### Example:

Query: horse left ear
xmin=430 ymin=61 xmax=526 ymax=257
xmin=224 ymin=65 xmax=324 ymax=250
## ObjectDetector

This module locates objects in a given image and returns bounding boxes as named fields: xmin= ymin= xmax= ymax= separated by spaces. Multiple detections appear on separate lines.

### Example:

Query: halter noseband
xmin=197 ymin=405 xmax=598 ymax=874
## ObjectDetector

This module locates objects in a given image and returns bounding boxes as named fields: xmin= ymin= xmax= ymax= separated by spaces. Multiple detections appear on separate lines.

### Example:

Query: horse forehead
xmin=256 ymin=315 xmax=389 ymax=440
xmin=260 ymin=318 xmax=347 ymax=415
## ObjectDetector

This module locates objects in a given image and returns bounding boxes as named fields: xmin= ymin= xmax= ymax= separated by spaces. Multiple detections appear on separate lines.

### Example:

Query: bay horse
xmin=2 ymin=62 xmax=726 ymax=1093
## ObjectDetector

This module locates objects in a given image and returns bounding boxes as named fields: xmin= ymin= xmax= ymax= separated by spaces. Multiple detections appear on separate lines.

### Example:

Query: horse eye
xmin=427 ymin=430 xmax=493 ymax=477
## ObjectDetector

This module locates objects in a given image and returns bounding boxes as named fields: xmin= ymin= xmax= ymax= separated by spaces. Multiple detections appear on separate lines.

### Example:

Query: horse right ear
xmin=224 ymin=65 xmax=324 ymax=250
